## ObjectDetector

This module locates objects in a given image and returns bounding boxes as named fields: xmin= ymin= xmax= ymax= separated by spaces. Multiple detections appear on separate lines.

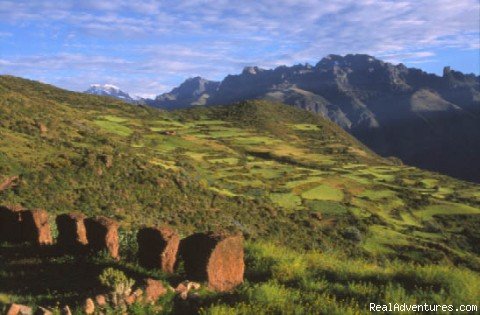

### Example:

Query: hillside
xmin=1 ymin=76 xmax=479 ymax=313
xmin=149 ymin=54 xmax=480 ymax=183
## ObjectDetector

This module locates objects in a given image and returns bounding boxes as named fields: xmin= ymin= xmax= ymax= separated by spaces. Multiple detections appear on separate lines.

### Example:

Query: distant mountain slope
xmin=149 ymin=55 xmax=480 ymax=183
xmin=148 ymin=77 xmax=220 ymax=109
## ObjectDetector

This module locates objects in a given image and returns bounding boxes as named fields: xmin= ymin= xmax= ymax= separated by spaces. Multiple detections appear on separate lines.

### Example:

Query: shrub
xmin=99 ymin=268 xmax=135 ymax=296
xmin=343 ymin=226 xmax=363 ymax=243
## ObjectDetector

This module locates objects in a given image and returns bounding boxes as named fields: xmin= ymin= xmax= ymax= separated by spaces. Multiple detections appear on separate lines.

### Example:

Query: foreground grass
xmin=213 ymin=242 xmax=480 ymax=314
xmin=1 ymin=241 xmax=478 ymax=314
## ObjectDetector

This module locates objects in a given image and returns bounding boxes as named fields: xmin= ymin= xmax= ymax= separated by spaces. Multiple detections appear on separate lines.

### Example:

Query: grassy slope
xmin=0 ymin=76 xmax=479 ymax=313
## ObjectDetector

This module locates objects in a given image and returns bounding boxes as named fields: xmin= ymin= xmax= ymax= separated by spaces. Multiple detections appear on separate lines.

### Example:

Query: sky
xmin=0 ymin=0 xmax=479 ymax=98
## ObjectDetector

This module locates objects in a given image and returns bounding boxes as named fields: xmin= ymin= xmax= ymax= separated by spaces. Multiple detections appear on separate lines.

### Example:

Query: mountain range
xmin=85 ymin=54 xmax=480 ymax=183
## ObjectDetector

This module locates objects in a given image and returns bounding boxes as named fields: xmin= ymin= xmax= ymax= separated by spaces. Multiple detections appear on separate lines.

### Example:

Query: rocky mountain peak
xmin=84 ymin=84 xmax=136 ymax=103
xmin=148 ymin=54 xmax=479 ymax=182
xmin=242 ymin=66 xmax=264 ymax=75
xmin=151 ymin=77 xmax=220 ymax=109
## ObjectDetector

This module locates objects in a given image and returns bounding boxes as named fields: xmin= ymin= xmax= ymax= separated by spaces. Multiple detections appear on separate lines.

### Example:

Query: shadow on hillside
xmin=0 ymin=242 xmax=246 ymax=313
xmin=0 ymin=243 xmax=118 ymax=308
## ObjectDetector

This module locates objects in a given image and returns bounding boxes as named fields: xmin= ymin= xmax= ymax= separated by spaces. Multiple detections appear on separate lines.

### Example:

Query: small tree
xmin=99 ymin=268 xmax=135 ymax=306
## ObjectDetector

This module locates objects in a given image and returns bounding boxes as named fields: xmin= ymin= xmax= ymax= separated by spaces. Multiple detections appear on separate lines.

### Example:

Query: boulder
xmin=175 ymin=281 xmax=201 ymax=300
xmin=95 ymin=294 xmax=107 ymax=307
xmin=6 ymin=304 xmax=32 ymax=315
xmin=124 ymin=294 xmax=136 ymax=305
xmin=0 ymin=175 xmax=19 ymax=191
xmin=37 ymin=123 xmax=48 ymax=135
xmin=144 ymin=279 xmax=167 ymax=303
xmin=180 ymin=232 xmax=244 ymax=292
xmin=137 ymin=226 xmax=180 ymax=273
xmin=0 ymin=205 xmax=24 ymax=243
xmin=84 ymin=216 xmax=119 ymax=259
xmin=56 ymin=213 xmax=88 ymax=250
xmin=100 ymin=154 xmax=113 ymax=169
xmin=83 ymin=298 xmax=95 ymax=315
xmin=60 ymin=306 xmax=72 ymax=315
xmin=21 ymin=209 xmax=53 ymax=246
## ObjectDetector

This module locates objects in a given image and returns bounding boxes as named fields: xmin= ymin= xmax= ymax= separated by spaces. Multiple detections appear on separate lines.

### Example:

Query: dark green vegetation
xmin=1 ymin=76 xmax=479 ymax=313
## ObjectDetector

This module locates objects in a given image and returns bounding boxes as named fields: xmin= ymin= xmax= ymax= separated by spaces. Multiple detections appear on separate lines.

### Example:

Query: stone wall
xmin=0 ymin=205 xmax=244 ymax=292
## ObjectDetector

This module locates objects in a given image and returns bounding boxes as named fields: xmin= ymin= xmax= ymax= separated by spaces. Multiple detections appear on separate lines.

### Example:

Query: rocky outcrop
xmin=143 ymin=279 xmax=167 ymax=303
xmin=175 ymin=281 xmax=201 ymax=300
xmin=137 ymin=226 xmax=180 ymax=273
xmin=149 ymin=54 xmax=480 ymax=183
xmin=0 ymin=206 xmax=53 ymax=245
xmin=56 ymin=213 xmax=88 ymax=250
xmin=0 ymin=205 xmax=24 ymax=243
xmin=6 ymin=303 xmax=32 ymax=315
xmin=21 ymin=209 xmax=53 ymax=246
xmin=84 ymin=216 xmax=119 ymax=259
xmin=99 ymin=154 xmax=113 ymax=169
xmin=94 ymin=294 xmax=107 ymax=307
xmin=1 ymin=203 xmax=246 ymax=301
xmin=0 ymin=175 xmax=19 ymax=191
xmin=37 ymin=123 xmax=48 ymax=135
xmin=83 ymin=298 xmax=95 ymax=315
xmin=180 ymin=232 xmax=244 ymax=292
xmin=150 ymin=77 xmax=220 ymax=109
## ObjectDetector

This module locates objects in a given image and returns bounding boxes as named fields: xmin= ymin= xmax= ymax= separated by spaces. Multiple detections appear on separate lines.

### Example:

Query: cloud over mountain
xmin=0 ymin=0 xmax=478 ymax=96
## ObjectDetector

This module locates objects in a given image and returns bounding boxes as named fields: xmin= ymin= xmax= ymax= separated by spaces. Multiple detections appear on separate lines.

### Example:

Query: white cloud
xmin=0 ymin=0 xmax=478 ymax=95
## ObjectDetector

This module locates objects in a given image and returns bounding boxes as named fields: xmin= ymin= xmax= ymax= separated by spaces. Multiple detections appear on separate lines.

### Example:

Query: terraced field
xmin=86 ymin=104 xmax=480 ymax=264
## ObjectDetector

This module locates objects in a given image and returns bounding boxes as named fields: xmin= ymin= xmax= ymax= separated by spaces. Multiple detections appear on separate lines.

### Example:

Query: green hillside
xmin=0 ymin=76 xmax=479 ymax=313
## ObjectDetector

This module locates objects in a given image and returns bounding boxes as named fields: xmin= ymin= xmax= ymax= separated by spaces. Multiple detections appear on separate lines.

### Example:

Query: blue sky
xmin=0 ymin=0 xmax=479 ymax=98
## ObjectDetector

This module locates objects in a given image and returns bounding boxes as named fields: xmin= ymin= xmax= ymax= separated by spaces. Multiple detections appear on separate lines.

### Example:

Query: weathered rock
xmin=175 ymin=281 xmax=201 ymax=300
xmin=6 ymin=304 xmax=32 ymax=315
xmin=180 ymin=232 xmax=244 ymax=292
xmin=137 ymin=226 xmax=180 ymax=273
xmin=0 ymin=205 xmax=24 ymax=243
xmin=56 ymin=213 xmax=88 ymax=250
xmin=83 ymin=298 xmax=95 ymax=314
xmin=0 ymin=175 xmax=19 ymax=191
xmin=132 ymin=288 xmax=143 ymax=303
xmin=124 ymin=294 xmax=136 ymax=305
xmin=84 ymin=216 xmax=119 ymax=259
xmin=21 ymin=209 xmax=53 ymax=245
xmin=144 ymin=279 xmax=167 ymax=303
xmin=37 ymin=123 xmax=48 ymax=135
xmin=100 ymin=154 xmax=113 ymax=169
xmin=61 ymin=305 xmax=72 ymax=315
xmin=95 ymin=294 xmax=107 ymax=307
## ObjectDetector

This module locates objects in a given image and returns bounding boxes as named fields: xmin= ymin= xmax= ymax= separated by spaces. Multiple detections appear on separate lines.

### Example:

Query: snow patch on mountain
xmin=84 ymin=84 xmax=138 ymax=103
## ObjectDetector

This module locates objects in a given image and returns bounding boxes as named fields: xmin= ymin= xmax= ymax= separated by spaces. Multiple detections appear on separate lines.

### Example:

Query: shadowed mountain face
xmin=152 ymin=77 xmax=220 ymax=109
xmin=150 ymin=55 xmax=480 ymax=183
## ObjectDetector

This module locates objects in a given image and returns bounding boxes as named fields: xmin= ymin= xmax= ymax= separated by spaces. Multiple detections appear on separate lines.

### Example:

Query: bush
xmin=99 ymin=268 xmax=135 ymax=296
xmin=343 ymin=226 xmax=363 ymax=243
